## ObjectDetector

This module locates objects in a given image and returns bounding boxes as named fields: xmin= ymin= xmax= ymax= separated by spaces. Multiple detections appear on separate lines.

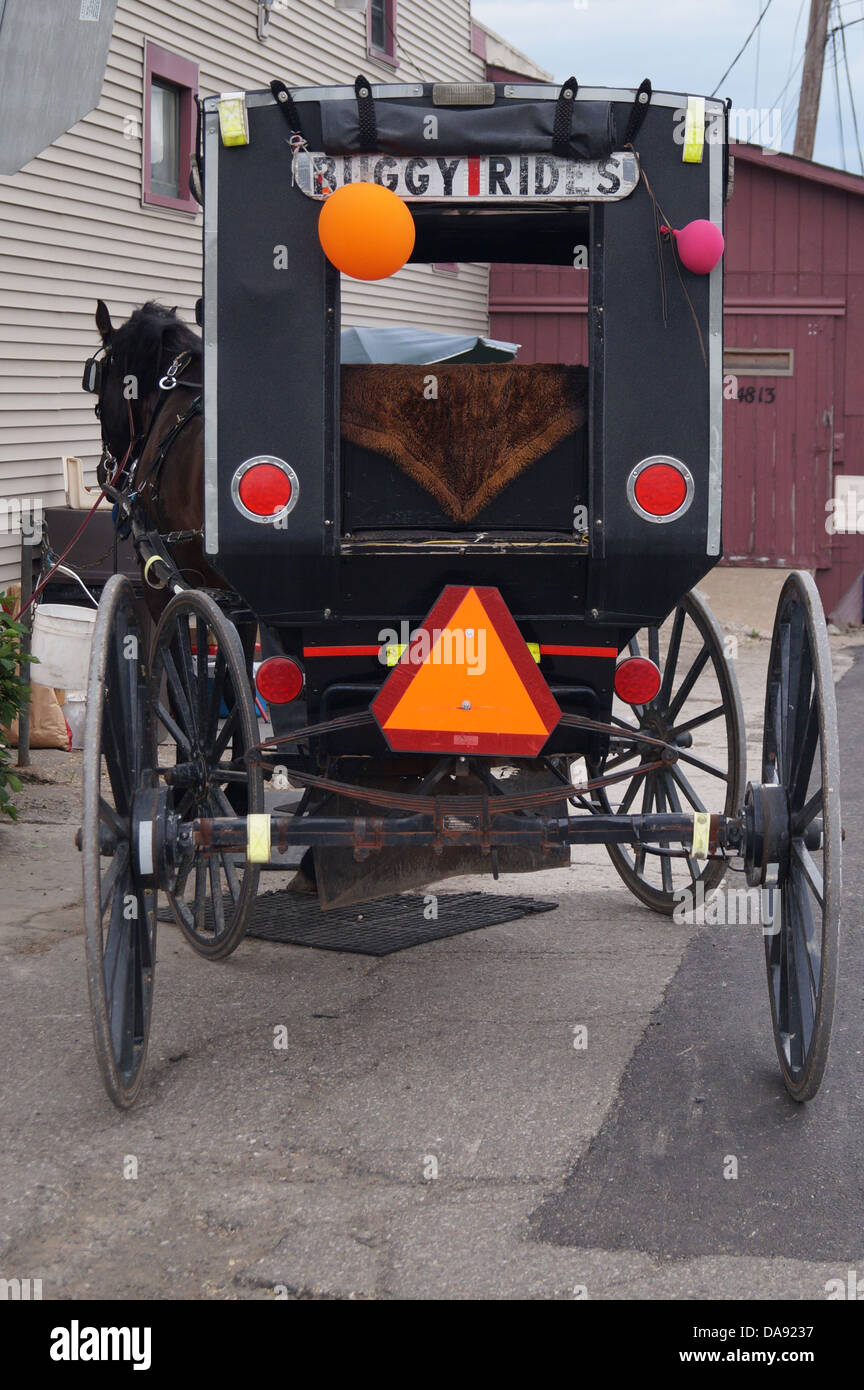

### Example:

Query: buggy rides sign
xmin=293 ymin=149 xmax=639 ymax=202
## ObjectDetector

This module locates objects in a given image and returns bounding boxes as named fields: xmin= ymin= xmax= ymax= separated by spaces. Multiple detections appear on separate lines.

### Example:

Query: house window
xmin=432 ymin=264 xmax=460 ymax=275
xmin=369 ymin=0 xmax=397 ymax=65
xmin=144 ymin=42 xmax=199 ymax=213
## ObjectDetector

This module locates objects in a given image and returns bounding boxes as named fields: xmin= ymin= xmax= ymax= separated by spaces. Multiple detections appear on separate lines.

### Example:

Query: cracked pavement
xmin=1 ymin=571 xmax=862 ymax=1299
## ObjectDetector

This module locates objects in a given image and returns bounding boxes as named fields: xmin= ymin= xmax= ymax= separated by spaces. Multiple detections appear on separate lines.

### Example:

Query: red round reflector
xmin=614 ymin=656 xmax=662 ymax=705
xmin=633 ymin=463 xmax=688 ymax=517
xmin=255 ymin=657 xmax=304 ymax=705
xmin=238 ymin=463 xmax=293 ymax=517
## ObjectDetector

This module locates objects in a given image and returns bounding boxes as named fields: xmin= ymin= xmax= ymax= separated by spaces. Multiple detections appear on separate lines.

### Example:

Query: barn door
xmin=722 ymin=315 xmax=835 ymax=569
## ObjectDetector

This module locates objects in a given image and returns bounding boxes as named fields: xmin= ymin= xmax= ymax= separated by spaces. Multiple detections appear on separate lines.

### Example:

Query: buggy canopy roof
xmin=340 ymin=326 xmax=520 ymax=365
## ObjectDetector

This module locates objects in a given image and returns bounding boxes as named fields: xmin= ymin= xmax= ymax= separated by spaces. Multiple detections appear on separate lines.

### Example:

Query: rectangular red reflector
xmin=303 ymin=645 xmax=381 ymax=658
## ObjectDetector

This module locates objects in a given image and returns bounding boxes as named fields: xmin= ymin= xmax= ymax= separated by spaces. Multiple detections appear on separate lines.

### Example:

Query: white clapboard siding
xmin=0 ymin=0 xmax=488 ymax=587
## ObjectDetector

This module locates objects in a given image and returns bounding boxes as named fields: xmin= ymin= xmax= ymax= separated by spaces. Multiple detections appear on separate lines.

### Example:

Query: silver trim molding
xmin=203 ymin=114 xmax=219 ymax=554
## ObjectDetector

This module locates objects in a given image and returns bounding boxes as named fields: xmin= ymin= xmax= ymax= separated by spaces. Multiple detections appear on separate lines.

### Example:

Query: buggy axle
xmin=186 ymin=809 xmax=739 ymax=861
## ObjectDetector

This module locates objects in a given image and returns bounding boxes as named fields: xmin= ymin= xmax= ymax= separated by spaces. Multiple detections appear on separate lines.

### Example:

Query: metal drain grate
xmin=241 ymin=889 xmax=558 ymax=955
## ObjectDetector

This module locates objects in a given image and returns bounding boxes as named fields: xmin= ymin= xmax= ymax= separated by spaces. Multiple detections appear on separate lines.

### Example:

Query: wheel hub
xmin=131 ymin=785 xmax=181 ymax=891
xmin=742 ymin=781 xmax=791 ymax=888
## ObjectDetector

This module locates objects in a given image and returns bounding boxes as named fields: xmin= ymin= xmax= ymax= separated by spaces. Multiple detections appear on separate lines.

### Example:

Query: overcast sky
xmin=471 ymin=0 xmax=864 ymax=174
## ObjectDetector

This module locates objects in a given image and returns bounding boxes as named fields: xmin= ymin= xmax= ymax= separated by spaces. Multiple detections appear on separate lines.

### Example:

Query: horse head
xmin=85 ymin=299 xmax=201 ymax=469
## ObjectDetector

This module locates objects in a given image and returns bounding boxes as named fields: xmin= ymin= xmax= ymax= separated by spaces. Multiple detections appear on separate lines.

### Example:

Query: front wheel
xmin=149 ymin=591 xmax=263 ymax=959
xmin=589 ymin=589 xmax=746 ymax=915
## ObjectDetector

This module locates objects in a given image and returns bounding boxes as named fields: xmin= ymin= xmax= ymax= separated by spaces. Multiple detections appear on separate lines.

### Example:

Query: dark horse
xmin=88 ymin=298 xmax=224 ymax=620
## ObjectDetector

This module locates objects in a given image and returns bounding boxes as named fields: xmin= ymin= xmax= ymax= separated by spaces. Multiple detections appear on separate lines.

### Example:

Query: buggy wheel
xmin=758 ymin=571 xmax=841 ymax=1102
xmin=589 ymin=589 xmax=746 ymax=914
xmin=81 ymin=575 xmax=156 ymax=1108
xmin=149 ymin=591 xmax=263 ymax=960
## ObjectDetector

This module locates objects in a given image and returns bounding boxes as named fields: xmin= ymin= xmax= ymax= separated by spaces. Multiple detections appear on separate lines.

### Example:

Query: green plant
xmin=0 ymin=593 xmax=30 ymax=820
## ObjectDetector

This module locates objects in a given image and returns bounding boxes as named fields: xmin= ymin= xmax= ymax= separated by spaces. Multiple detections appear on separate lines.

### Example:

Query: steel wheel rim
xmin=82 ymin=575 xmax=156 ymax=1108
xmin=763 ymin=571 xmax=841 ymax=1101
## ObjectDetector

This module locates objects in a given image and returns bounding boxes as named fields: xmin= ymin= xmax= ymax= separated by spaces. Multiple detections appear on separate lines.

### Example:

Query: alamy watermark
xmin=377 ymin=621 xmax=487 ymax=675
xmin=673 ymin=882 xmax=778 ymax=934
xmin=673 ymin=107 xmax=782 ymax=153
xmin=0 ymin=497 xmax=43 ymax=543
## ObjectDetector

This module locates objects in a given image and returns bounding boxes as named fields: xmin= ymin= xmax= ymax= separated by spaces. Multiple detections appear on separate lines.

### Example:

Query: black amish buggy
xmin=78 ymin=77 xmax=841 ymax=1108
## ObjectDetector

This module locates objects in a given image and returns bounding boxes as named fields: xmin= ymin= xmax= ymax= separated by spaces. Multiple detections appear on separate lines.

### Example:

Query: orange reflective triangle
xmin=372 ymin=586 xmax=561 ymax=756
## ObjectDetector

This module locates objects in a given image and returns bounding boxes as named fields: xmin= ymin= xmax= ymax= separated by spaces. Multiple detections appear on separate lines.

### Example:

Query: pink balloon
xmin=672 ymin=219 xmax=725 ymax=274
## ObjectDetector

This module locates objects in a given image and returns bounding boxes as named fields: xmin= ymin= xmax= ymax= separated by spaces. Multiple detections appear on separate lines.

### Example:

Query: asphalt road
xmin=1 ymin=635 xmax=862 ymax=1300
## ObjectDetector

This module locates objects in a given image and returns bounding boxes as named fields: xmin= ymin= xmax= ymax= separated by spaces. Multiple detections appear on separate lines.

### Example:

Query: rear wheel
xmin=81 ymin=576 xmax=156 ymax=1108
xmin=758 ymin=571 xmax=841 ymax=1101
xmin=589 ymin=589 xmax=746 ymax=914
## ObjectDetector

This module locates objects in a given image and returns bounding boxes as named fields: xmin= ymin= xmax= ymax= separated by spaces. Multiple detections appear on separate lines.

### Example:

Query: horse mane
xmin=110 ymin=301 xmax=201 ymax=398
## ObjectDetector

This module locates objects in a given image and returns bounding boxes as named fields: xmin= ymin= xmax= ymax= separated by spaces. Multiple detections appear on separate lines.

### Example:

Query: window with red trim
xmin=368 ymin=0 xmax=398 ymax=65
xmin=143 ymin=41 xmax=199 ymax=213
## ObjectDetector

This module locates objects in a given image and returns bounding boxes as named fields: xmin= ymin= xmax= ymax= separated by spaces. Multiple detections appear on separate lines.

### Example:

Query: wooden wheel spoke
xmin=666 ymin=644 xmax=710 ymax=723
xmin=162 ymin=649 xmax=196 ymax=744
xmin=669 ymin=763 xmax=708 ymax=813
xmin=789 ymin=693 xmax=819 ymax=813
xmin=787 ymin=878 xmax=817 ymax=1049
xmin=195 ymin=620 xmax=212 ymax=734
xmin=767 ymin=679 xmax=784 ymax=783
xmin=212 ymin=705 xmax=240 ymax=762
xmin=193 ymin=859 xmax=208 ymax=929
xmin=101 ymin=675 xmax=133 ymax=813
xmin=617 ymin=766 xmax=648 ymax=814
xmin=175 ymin=617 xmax=199 ymax=716
xmin=663 ymin=772 xmax=700 ymax=882
xmin=208 ymin=856 xmax=227 ymax=938
xmin=793 ymin=787 xmax=823 ymax=833
xmin=653 ymin=777 xmax=673 ymax=895
xmin=154 ymin=700 xmax=191 ymax=755
xmin=669 ymin=704 xmax=726 ymax=739
xmin=205 ymin=650 xmax=228 ymax=747
xmin=99 ymin=842 xmax=129 ymax=916
xmin=659 ymin=606 xmax=686 ymax=708
xmin=674 ymin=748 xmax=729 ymax=781
xmin=99 ymin=796 xmax=126 ymax=840
xmin=791 ymin=838 xmax=824 ymax=910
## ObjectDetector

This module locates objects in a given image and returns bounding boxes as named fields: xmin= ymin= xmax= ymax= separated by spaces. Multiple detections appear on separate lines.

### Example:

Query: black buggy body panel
xmin=201 ymin=81 xmax=726 ymax=752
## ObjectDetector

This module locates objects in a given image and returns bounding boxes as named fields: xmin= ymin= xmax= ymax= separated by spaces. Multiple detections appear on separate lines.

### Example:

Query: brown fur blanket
xmin=340 ymin=363 xmax=587 ymax=523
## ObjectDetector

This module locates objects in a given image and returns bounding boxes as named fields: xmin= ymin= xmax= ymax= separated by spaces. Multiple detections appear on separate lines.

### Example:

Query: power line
xmin=830 ymin=29 xmax=847 ymax=164
xmin=837 ymin=6 xmax=864 ymax=170
xmin=711 ymin=0 xmax=776 ymax=95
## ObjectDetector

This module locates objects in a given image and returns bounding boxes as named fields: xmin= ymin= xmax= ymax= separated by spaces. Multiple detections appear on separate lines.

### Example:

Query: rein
xmin=105 ymin=350 xmax=204 ymax=558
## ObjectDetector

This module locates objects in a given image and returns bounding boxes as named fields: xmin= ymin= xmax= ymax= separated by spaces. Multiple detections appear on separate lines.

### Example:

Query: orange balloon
xmin=318 ymin=182 xmax=415 ymax=280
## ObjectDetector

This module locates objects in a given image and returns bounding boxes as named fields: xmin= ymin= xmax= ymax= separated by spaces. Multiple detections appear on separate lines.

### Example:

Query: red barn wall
xmin=488 ymin=147 xmax=864 ymax=619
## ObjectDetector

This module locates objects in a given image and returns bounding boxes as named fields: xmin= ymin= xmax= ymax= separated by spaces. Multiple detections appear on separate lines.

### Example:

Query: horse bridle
xmin=82 ymin=344 xmax=203 ymax=543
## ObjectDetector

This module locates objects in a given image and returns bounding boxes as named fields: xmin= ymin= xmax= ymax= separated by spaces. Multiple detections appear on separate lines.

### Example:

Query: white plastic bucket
xmin=30 ymin=603 xmax=97 ymax=690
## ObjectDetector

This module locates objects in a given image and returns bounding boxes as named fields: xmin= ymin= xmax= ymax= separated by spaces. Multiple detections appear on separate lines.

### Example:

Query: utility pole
xmin=794 ymin=0 xmax=831 ymax=159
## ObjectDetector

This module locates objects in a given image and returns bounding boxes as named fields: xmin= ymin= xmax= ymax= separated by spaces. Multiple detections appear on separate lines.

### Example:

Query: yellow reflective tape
xmin=246 ymin=813 xmax=271 ymax=864
xmin=683 ymin=95 xmax=705 ymax=164
xmin=526 ymin=642 xmax=541 ymax=664
xmin=691 ymin=811 xmax=711 ymax=860
xmin=385 ymin=643 xmax=407 ymax=667
xmin=218 ymin=93 xmax=250 ymax=146
xmin=143 ymin=554 xmax=167 ymax=588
